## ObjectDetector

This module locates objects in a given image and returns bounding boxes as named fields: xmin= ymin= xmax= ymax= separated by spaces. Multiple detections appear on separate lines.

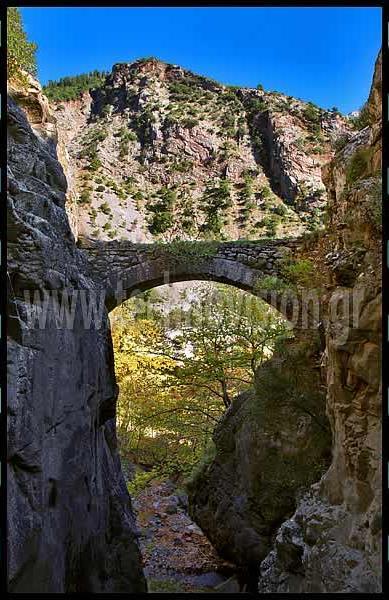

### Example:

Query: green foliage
xmin=366 ymin=176 xmax=381 ymax=231
xmin=7 ymin=8 xmax=37 ymax=81
xmin=200 ymin=179 xmax=232 ymax=236
xmin=101 ymin=104 xmax=111 ymax=117
xmin=281 ymin=258 xmax=315 ymax=287
xmin=162 ymin=287 xmax=289 ymax=407
xmin=346 ymin=147 xmax=371 ymax=185
xmin=302 ymin=102 xmax=321 ymax=134
xmin=127 ymin=468 xmax=159 ymax=496
xmin=132 ymin=107 xmax=156 ymax=146
xmin=87 ymin=157 xmax=102 ymax=172
xmin=260 ymin=214 xmax=280 ymax=237
xmin=333 ymin=134 xmax=350 ymax=153
xmin=272 ymin=203 xmax=288 ymax=217
xmin=254 ymin=275 xmax=289 ymax=293
xmin=112 ymin=286 xmax=288 ymax=477
xmin=79 ymin=189 xmax=92 ymax=205
xmin=184 ymin=440 xmax=216 ymax=488
xmin=43 ymin=70 xmax=108 ymax=101
xmin=79 ymin=127 xmax=107 ymax=171
xmin=116 ymin=125 xmax=137 ymax=144
xmin=168 ymin=80 xmax=197 ymax=100
xmin=182 ymin=117 xmax=199 ymax=129
xmin=236 ymin=174 xmax=256 ymax=226
xmin=171 ymin=159 xmax=193 ymax=173
xmin=248 ymin=97 xmax=267 ymax=115
xmin=146 ymin=187 xmax=176 ymax=235
xmin=117 ymin=125 xmax=137 ymax=158
xmin=136 ymin=56 xmax=160 ymax=65
xmin=100 ymin=202 xmax=111 ymax=215
xmin=163 ymin=240 xmax=220 ymax=259
xmin=350 ymin=103 xmax=372 ymax=130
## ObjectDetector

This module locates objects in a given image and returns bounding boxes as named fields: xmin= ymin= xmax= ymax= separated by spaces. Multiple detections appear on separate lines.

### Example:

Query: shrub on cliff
xmin=79 ymin=189 xmax=92 ymax=205
xmin=146 ymin=187 xmax=176 ymax=235
xmin=366 ymin=175 xmax=381 ymax=232
xmin=346 ymin=147 xmax=371 ymax=185
xmin=281 ymin=258 xmax=315 ymax=287
xmin=7 ymin=8 xmax=37 ymax=81
xmin=200 ymin=179 xmax=232 ymax=236
xmin=333 ymin=133 xmax=351 ymax=153
xmin=350 ymin=103 xmax=372 ymax=130
xmin=260 ymin=214 xmax=280 ymax=237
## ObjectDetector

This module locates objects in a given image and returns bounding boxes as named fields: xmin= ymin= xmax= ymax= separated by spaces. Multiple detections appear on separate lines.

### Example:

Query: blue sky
xmin=21 ymin=6 xmax=381 ymax=114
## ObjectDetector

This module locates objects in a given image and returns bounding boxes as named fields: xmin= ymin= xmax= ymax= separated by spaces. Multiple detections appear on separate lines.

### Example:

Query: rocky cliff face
xmin=7 ymin=90 xmax=146 ymax=592
xmin=50 ymin=58 xmax=351 ymax=243
xmin=187 ymin=333 xmax=331 ymax=587
xmin=186 ymin=51 xmax=382 ymax=593
xmin=257 ymin=51 xmax=382 ymax=593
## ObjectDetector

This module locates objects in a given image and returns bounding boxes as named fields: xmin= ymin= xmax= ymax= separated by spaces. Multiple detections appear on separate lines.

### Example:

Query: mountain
xmin=47 ymin=57 xmax=352 ymax=243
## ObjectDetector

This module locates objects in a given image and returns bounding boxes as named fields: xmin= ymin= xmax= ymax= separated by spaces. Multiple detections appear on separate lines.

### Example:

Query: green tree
xmin=159 ymin=287 xmax=289 ymax=408
xmin=200 ymin=179 xmax=232 ymax=236
xmin=350 ymin=103 xmax=372 ymax=130
xmin=146 ymin=187 xmax=176 ymax=236
xmin=111 ymin=285 xmax=289 ymax=475
xmin=7 ymin=7 xmax=37 ymax=80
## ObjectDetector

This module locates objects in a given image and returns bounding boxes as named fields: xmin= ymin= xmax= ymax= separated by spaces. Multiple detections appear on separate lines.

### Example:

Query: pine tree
xmin=7 ymin=7 xmax=37 ymax=80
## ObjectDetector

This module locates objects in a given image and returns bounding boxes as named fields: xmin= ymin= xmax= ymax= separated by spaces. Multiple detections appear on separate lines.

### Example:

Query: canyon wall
xmin=188 ymin=52 xmax=382 ymax=593
xmin=187 ymin=332 xmax=331 ymax=589
xmin=7 ymin=84 xmax=146 ymax=592
xmin=257 ymin=51 xmax=382 ymax=593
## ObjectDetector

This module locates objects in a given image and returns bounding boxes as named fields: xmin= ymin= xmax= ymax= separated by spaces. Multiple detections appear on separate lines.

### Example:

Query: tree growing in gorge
xmin=161 ymin=286 xmax=290 ymax=407
xmin=111 ymin=285 xmax=290 ymax=475
xmin=7 ymin=7 xmax=37 ymax=81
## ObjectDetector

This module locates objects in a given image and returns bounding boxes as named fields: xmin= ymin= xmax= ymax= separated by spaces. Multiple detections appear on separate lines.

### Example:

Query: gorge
xmin=7 ymin=46 xmax=382 ymax=593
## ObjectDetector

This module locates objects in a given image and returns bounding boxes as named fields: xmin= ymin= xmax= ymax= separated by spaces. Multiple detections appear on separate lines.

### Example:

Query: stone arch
xmin=79 ymin=237 xmax=317 ymax=326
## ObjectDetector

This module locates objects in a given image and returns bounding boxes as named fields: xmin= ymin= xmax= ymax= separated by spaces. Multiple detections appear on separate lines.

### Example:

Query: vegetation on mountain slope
xmin=51 ymin=57 xmax=355 ymax=243
xmin=43 ymin=71 xmax=109 ymax=101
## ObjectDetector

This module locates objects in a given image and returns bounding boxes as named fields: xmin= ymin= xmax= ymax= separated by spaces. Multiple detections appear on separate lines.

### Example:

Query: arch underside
xmin=103 ymin=259 xmax=307 ymax=325
xmin=106 ymin=258 xmax=262 ymax=308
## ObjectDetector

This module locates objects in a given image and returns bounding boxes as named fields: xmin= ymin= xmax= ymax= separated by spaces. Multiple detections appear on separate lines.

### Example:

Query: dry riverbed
xmin=132 ymin=478 xmax=238 ymax=593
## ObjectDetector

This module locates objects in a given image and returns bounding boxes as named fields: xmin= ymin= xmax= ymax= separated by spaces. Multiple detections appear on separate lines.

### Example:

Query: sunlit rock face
xmin=7 ymin=94 xmax=146 ymax=593
xmin=51 ymin=57 xmax=351 ymax=244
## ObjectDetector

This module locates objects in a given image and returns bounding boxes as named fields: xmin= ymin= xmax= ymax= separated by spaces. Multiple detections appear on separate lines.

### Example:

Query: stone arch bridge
xmin=78 ymin=237 xmax=319 ymax=327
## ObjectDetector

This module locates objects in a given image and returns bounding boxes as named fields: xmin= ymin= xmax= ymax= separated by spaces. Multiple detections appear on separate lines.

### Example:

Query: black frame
xmin=1 ymin=2 xmax=386 ymax=596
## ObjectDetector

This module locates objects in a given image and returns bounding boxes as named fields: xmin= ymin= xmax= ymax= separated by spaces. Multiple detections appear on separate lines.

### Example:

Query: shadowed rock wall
xmin=7 ymin=94 xmax=146 ymax=593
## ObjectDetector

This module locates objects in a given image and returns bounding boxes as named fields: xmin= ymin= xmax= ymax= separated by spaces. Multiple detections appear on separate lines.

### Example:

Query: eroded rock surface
xmin=50 ymin=57 xmax=351 ymax=243
xmin=7 ymin=95 xmax=146 ymax=593
xmin=257 ymin=50 xmax=382 ymax=594
xmin=187 ymin=333 xmax=331 ymax=585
